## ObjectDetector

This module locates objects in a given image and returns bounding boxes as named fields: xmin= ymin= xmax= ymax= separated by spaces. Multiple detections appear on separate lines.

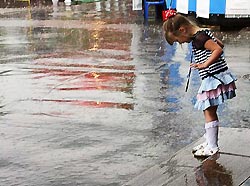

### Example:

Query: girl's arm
xmin=191 ymin=39 xmax=223 ymax=69
xmin=215 ymin=37 xmax=224 ymax=48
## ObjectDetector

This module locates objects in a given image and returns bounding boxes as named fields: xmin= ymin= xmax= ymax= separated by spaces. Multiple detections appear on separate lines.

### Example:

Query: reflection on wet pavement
xmin=31 ymin=56 xmax=135 ymax=110
xmin=195 ymin=154 xmax=233 ymax=186
xmin=0 ymin=2 xmax=164 ymax=186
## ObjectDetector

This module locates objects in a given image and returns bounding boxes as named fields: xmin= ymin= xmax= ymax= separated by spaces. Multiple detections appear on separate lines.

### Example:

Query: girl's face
xmin=174 ymin=34 xmax=191 ymax=44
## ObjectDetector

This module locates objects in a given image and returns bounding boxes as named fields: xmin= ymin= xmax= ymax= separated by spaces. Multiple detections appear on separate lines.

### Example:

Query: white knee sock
xmin=205 ymin=120 xmax=219 ymax=149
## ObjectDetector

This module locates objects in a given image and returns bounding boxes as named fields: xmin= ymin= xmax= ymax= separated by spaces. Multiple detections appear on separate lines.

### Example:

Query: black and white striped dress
xmin=191 ymin=30 xmax=237 ymax=111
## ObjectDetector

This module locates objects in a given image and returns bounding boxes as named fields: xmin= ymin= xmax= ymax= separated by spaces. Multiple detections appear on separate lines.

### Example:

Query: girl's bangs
xmin=165 ymin=32 xmax=174 ymax=45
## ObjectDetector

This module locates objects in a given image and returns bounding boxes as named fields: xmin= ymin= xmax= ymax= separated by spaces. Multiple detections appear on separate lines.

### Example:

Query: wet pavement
xmin=123 ymin=127 xmax=250 ymax=186
xmin=0 ymin=1 xmax=249 ymax=186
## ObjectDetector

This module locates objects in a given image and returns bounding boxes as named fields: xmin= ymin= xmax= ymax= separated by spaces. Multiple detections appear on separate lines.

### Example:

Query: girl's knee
xmin=203 ymin=106 xmax=218 ymax=122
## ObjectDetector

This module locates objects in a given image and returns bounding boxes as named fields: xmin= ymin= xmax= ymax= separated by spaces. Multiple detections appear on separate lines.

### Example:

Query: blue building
xmin=164 ymin=0 xmax=250 ymax=28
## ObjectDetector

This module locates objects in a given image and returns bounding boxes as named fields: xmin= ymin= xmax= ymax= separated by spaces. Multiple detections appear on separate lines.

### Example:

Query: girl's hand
xmin=190 ymin=63 xmax=207 ymax=70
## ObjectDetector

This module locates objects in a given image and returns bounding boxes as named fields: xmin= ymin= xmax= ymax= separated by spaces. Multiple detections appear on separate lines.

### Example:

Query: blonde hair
xmin=163 ymin=14 xmax=196 ymax=45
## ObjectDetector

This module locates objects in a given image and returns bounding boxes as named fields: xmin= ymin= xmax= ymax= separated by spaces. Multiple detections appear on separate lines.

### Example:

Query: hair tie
xmin=162 ymin=9 xmax=177 ymax=21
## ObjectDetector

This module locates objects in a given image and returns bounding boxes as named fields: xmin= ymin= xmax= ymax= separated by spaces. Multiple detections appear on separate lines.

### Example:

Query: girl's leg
xmin=194 ymin=106 xmax=219 ymax=156
xmin=203 ymin=105 xmax=218 ymax=123
xmin=203 ymin=106 xmax=219 ymax=152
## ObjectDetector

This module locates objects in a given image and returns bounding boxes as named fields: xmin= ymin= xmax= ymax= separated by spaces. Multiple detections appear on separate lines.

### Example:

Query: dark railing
xmin=0 ymin=0 xmax=54 ymax=7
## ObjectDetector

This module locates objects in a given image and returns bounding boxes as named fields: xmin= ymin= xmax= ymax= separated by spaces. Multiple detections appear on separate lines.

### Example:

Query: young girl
xmin=163 ymin=11 xmax=237 ymax=157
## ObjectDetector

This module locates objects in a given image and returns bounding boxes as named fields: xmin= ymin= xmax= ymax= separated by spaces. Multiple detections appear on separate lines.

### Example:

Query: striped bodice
xmin=192 ymin=30 xmax=228 ymax=79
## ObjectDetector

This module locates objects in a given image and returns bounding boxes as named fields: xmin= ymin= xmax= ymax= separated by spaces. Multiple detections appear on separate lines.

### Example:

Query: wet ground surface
xmin=0 ymin=1 xmax=249 ymax=186
xmin=124 ymin=127 xmax=250 ymax=186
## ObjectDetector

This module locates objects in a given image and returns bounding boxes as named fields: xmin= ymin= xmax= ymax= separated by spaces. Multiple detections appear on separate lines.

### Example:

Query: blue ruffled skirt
xmin=194 ymin=70 xmax=237 ymax=111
